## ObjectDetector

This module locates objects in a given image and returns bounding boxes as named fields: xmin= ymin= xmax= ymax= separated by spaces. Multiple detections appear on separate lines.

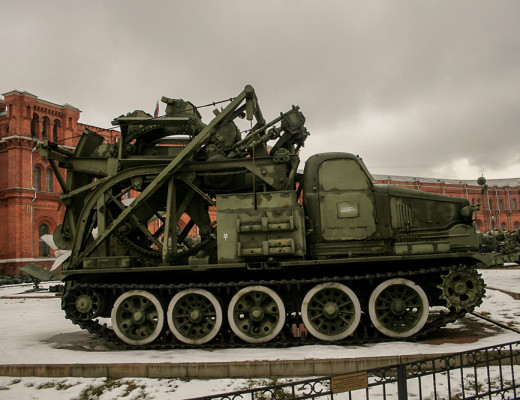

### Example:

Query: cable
xmin=196 ymin=97 xmax=235 ymax=109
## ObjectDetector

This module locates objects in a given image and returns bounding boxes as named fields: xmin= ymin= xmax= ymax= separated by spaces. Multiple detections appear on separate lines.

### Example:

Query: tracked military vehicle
xmin=38 ymin=85 xmax=505 ymax=348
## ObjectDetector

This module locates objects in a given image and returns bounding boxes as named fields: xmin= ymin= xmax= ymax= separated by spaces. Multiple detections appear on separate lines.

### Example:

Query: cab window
xmin=320 ymin=158 xmax=371 ymax=191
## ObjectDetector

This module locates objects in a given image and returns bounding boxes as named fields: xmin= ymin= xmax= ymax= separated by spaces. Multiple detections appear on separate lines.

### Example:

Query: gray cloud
xmin=2 ymin=0 xmax=519 ymax=179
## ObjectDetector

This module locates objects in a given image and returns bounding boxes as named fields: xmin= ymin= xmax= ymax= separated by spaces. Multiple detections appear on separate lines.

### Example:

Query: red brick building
xmin=0 ymin=91 xmax=117 ymax=275
xmin=1 ymin=90 xmax=519 ymax=275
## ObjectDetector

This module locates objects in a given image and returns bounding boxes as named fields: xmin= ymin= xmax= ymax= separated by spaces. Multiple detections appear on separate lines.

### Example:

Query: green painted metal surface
xmin=28 ymin=85 xmax=520 ymax=348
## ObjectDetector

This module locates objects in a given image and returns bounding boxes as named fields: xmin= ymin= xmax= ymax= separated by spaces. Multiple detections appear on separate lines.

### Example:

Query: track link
xmin=62 ymin=266 xmax=471 ymax=350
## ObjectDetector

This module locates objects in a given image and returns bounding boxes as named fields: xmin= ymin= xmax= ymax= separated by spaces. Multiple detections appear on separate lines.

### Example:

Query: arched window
xmin=42 ymin=116 xmax=50 ymax=140
xmin=501 ymin=222 xmax=507 ymax=230
xmin=39 ymin=224 xmax=50 ymax=257
xmin=46 ymin=169 xmax=53 ymax=192
xmin=53 ymin=119 xmax=61 ymax=142
xmin=33 ymin=166 xmax=41 ymax=191
xmin=31 ymin=113 xmax=39 ymax=138
xmin=513 ymin=199 xmax=517 ymax=210
xmin=499 ymin=199 xmax=504 ymax=211
xmin=514 ymin=221 xmax=519 ymax=230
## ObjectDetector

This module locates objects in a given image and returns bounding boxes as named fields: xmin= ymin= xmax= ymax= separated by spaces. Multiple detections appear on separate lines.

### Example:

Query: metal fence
xmin=189 ymin=340 xmax=520 ymax=400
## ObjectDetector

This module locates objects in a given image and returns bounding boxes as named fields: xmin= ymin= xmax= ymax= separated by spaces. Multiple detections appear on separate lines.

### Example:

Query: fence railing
xmin=189 ymin=340 xmax=520 ymax=400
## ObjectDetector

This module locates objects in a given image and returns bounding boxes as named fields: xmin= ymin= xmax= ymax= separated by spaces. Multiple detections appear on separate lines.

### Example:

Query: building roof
xmin=1 ymin=90 xmax=81 ymax=112
xmin=373 ymin=174 xmax=520 ymax=188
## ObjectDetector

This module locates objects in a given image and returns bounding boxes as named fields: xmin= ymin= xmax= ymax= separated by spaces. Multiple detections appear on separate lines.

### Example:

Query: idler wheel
xmin=63 ymin=287 xmax=105 ymax=321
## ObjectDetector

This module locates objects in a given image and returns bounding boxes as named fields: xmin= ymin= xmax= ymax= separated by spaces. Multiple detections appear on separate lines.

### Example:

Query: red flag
xmin=153 ymin=101 xmax=159 ymax=118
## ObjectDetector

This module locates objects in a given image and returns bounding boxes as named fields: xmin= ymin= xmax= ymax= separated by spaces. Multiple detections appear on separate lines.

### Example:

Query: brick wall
xmin=0 ymin=91 xmax=116 ymax=276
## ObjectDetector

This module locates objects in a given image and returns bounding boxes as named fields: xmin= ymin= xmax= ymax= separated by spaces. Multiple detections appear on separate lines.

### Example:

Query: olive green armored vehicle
xmin=38 ymin=85 xmax=505 ymax=348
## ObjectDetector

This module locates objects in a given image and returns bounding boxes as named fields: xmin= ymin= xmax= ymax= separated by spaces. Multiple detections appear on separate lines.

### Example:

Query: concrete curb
xmin=0 ymin=354 xmax=448 ymax=379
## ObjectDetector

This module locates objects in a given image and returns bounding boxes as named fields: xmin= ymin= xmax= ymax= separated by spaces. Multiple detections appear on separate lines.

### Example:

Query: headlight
xmin=461 ymin=206 xmax=473 ymax=219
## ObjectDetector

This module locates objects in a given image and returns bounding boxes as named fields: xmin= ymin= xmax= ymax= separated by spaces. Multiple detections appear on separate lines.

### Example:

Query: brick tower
xmin=0 ymin=91 xmax=116 ymax=275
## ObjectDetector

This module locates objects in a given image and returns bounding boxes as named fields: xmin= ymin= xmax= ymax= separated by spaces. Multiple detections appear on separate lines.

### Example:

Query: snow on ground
xmin=3 ymin=367 xmax=518 ymax=400
xmin=0 ymin=267 xmax=519 ymax=399
xmin=480 ymin=267 xmax=520 ymax=293
xmin=0 ymin=376 xmax=296 ymax=400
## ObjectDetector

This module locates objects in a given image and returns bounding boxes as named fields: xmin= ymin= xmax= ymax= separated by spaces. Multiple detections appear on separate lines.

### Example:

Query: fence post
xmin=397 ymin=364 xmax=408 ymax=400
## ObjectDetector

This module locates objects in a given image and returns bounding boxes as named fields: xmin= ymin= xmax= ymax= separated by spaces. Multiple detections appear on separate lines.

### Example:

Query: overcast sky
xmin=2 ymin=0 xmax=519 ymax=179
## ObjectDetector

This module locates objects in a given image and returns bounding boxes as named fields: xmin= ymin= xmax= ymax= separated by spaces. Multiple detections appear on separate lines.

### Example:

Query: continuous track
xmin=62 ymin=266 xmax=474 ymax=350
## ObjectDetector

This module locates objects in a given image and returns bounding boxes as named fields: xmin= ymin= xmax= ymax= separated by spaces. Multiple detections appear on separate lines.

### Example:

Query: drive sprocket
xmin=437 ymin=264 xmax=485 ymax=313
